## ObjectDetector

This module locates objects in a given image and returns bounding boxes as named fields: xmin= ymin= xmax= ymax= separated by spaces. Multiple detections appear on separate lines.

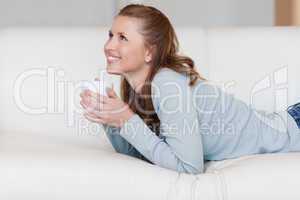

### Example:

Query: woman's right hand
xmin=80 ymin=78 xmax=101 ymax=120
xmin=80 ymin=77 xmax=134 ymax=127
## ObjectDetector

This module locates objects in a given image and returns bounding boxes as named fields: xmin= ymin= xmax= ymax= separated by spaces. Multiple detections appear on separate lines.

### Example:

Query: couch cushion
xmin=203 ymin=152 xmax=300 ymax=200
xmin=206 ymin=27 xmax=300 ymax=112
xmin=1 ymin=131 xmax=300 ymax=200
xmin=0 ymin=131 xmax=182 ymax=200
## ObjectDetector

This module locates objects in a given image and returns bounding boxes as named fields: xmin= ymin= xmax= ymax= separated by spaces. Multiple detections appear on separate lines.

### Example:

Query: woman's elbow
xmin=179 ymin=163 xmax=204 ymax=175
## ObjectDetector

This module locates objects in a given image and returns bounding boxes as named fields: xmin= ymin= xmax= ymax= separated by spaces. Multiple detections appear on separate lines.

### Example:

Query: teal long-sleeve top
xmin=103 ymin=68 xmax=299 ymax=174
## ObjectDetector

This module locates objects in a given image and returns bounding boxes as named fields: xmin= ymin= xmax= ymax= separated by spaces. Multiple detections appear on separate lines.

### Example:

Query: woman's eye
xmin=108 ymin=32 xmax=113 ymax=38
xmin=120 ymin=35 xmax=127 ymax=41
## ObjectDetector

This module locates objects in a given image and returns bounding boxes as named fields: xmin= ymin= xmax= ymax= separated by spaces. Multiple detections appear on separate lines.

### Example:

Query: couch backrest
xmin=206 ymin=27 xmax=300 ymax=112
xmin=1 ymin=27 xmax=300 ymax=135
xmin=0 ymin=27 xmax=207 ymax=135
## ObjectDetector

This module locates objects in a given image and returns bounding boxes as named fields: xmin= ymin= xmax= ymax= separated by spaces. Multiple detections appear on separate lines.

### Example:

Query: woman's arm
xmin=103 ymin=124 xmax=153 ymax=164
xmin=118 ymin=69 xmax=204 ymax=174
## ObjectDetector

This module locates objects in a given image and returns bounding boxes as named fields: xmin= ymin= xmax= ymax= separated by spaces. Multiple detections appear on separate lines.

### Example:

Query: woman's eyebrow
xmin=109 ymin=30 xmax=127 ymax=36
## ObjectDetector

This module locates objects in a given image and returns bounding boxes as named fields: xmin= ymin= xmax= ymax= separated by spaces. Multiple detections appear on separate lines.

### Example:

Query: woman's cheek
xmin=120 ymin=57 xmax=134 ymax=71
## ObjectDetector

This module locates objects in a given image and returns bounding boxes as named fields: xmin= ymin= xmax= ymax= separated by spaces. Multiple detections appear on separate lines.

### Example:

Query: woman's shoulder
xmin=151 ymin=68 xmax=191 ymax=113
xmin=152 ymin=67 xmax=207 ymax=88
xmin=152 ymin=67 xmax=187 ymax=85
xmin=151 ymin=68 xmax=188 ymax=103
xmin=154 ymin=67 xmax=179 ymax=77
xmin=152 ymin=68 xmax=229 ymax=101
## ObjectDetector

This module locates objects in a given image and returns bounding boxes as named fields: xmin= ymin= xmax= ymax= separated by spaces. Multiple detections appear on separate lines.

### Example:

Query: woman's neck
xmin=124 ymin=65 xmax=151 ymax=94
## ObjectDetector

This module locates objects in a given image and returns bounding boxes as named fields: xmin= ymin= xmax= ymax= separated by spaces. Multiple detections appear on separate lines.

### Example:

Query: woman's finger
xmin=90 ymin=91 xmax=110 ymax=104
xmin=106 ymin=87 xmax=118 ymax=99
xmin=84 ymin=110 xmax=108 ymax=122
xmin=83 ymin=107 xmax=101 ymax=118
xmin=82 ymin=95 xmax=111 ymax=112
xmin=83 ymin=89 xmax=111 ymax=104
xmin=88 ymin=108 xmax=109 ymax=119
xmin=80 ymin=90 xmax=89 ymax=99
xmin=80 ymin=95 xmax=94 ymax=108
xmin=80 ymin=100 xmax=88 ymax=110
xmin=81 ymin=94 xmax=104 ymax=109
xmin=82 ymin=89 xmax=91 ymax=95
xmin=84 ymin=113 xmax=106 ymax=124
xmin=81 ymin=102 xmax=101 ymax=118
xmin=88 ymin=98 xmax=111 ymax=111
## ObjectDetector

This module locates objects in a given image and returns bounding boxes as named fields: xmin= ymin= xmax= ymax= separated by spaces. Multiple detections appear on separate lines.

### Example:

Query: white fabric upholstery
xmin=1 ymin=27 xmax=300 ymax=199
xmin=207 ymin=27 xmax=300 ymax=111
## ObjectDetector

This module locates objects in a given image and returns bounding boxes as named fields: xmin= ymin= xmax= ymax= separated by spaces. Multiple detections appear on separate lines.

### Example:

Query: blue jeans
xmin=287 ymin=102 xmax=300 ymax=129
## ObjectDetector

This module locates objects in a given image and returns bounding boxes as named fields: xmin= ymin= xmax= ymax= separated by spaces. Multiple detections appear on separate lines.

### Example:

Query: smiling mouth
xmin=107 ymin=56 xmax=121 ymax=64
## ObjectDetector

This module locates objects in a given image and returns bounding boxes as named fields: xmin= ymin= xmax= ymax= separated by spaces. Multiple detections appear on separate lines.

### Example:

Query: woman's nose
xmin=104 ymin=38 xmax=118 ymax=51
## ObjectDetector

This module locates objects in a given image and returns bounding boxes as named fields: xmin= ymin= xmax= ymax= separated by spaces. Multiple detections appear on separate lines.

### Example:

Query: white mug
xmin=81 ymin=79 xmax=112 ymax=96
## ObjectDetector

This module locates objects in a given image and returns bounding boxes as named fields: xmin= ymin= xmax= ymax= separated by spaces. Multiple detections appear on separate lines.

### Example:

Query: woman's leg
xmin=286 ymin=102 xmax=300 ymax=152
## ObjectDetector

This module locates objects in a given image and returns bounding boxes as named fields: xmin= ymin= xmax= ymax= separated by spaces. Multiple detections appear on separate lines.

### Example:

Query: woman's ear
xmin=145 ymin=55 xmax=152 ymax=63
xmin=145 ymin=45 xmax=155 ymax=63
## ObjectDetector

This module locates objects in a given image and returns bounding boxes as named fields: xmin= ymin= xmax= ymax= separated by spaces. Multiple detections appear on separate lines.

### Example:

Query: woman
xmin=80 ymin=4 xmax=300 ymax=174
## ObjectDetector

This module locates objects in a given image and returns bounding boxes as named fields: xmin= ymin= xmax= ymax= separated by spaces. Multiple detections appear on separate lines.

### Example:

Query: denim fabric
xmin=287 ymin=102 xmax=300 ymax=129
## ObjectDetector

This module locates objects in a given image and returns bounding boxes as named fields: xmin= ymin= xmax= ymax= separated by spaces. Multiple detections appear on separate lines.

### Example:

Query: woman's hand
xmin=80 ymin=80 xmax=135 ymax=128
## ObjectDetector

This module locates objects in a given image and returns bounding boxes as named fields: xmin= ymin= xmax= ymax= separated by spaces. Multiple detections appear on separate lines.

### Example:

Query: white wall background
xmin=0 ymin=0 xmax=116 ymax=27
xmin=119 ymin=0 xmax=275 ymax=27
xmin=0 ymin=0 xmax=274 ymax=27
xmin=158 ymin=0 xmax=274 ymax=26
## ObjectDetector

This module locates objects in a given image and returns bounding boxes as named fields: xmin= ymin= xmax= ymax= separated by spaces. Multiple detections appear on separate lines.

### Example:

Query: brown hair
xmin=118 ymin=4 xmax=206 ymax=135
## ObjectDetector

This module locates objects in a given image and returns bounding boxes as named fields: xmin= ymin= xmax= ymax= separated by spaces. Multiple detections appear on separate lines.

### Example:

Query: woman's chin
xmin=106 ymin=67 xmax=122 ymax=75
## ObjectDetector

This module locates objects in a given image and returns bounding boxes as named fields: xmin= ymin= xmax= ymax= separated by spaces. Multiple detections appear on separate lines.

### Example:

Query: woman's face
xmin=104 ymin=16 xmax=152 ymax=75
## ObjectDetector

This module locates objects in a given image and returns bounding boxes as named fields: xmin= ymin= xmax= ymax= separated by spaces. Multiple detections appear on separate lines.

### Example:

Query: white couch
xmin=1 ymin=27 xmax=300 ymax=199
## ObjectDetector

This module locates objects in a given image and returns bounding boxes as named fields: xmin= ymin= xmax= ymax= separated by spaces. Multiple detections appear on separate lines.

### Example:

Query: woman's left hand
xmin=80 ymin=86 xmax=135 ymax=128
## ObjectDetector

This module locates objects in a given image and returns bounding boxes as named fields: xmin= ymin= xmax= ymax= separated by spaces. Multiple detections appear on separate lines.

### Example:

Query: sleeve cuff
xmin=118 ymin=113 xmax=165 ymax=163
xmin=119 ymin=113 xmax=142 ymax=139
